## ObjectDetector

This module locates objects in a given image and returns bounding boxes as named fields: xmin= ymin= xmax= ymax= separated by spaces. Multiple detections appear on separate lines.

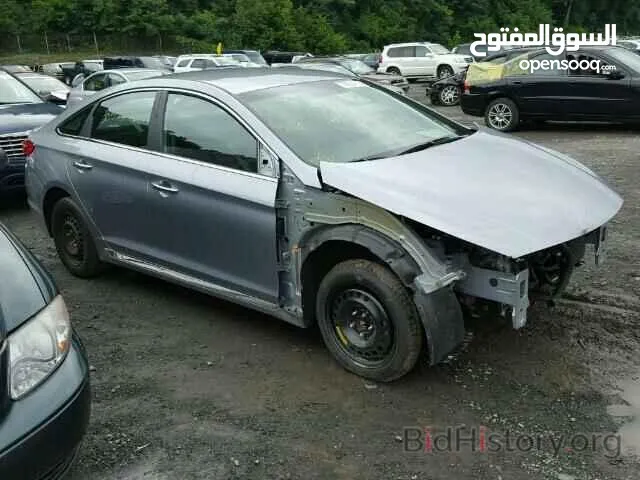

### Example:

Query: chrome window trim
xmin=54 ymin=86 xmax=280 ymax=180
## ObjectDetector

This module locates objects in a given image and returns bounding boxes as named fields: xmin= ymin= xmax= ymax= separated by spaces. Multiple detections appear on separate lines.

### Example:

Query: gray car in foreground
xmin=24 ymin=68 xmax=622 ymax=382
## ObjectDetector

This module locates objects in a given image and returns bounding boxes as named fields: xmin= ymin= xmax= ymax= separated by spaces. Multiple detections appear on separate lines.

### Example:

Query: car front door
xmin=66 ymin=90 xmax=163 ymax=258
xmin=141 ymin=91 xmax=279 ymax=302
xmin=562 ymin=52 xmax=632 ymax=119
xmin=415 ymin=45 xmax=437 ymax=76
xmin=504 ymin=52 xmax=567 ymax=118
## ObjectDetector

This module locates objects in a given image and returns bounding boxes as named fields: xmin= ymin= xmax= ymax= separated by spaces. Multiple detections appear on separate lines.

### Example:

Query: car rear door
xmin=504 ymin=52 xmax=567 ymax=117
xmin=65 ymin=90 xmax=163 ymax=258
xmin=140 ymin=91 xmax=279 ymax=302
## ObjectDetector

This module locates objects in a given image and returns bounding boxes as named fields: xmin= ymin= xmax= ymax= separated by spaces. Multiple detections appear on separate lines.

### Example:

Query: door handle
xmin=512 ymin=80 xmax=522 ymax=85
xmin=73 ymin=160 xmax=93 ymax=170
xmin=151 ymin=181 xmax=179 ymax=194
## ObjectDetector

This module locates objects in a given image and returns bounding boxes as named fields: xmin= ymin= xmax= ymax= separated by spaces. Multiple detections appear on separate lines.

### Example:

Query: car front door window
xmin=191 ymin=59 xmax=206 ymax=69
xmin=162 ymin=93 xmax=258 ymax=173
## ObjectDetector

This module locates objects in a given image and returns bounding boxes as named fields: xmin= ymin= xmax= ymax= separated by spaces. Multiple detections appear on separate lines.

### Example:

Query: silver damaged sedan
xmin=24 ymin=67 xmax=623 ymax=382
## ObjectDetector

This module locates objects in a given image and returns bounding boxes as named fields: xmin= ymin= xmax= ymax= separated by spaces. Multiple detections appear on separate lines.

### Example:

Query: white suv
xmin=377 ymin=42 xmax=473 ymax=79
xmin=173 ymin=55 xmax=239 ymax=73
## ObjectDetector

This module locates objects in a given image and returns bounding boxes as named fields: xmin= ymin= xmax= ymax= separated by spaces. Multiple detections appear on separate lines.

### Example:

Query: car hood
xmin=319 ymin=130 xmax=623 ymax=258
xmin=0 ymin=223 xmax=57 ymax=331
xmin=0 ymin=102 xmax=62 ymax=136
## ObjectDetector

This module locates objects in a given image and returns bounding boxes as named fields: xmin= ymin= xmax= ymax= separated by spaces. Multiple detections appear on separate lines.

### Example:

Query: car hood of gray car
xmin=319 ymin=129 xmax=623 ymax=259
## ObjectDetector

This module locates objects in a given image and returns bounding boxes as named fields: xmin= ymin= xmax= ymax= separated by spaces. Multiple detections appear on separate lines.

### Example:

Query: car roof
xmin=162 ymin=67 xmax=345 ymax=94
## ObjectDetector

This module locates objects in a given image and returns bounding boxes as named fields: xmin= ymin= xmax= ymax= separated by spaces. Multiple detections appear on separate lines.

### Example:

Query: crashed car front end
xmin=408 ymin=219 xmax=609 ymax=331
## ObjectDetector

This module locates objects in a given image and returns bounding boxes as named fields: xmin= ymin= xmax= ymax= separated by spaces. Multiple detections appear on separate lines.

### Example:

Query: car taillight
xmin=463 ymin=79 xmax=470 ymax=94
xmin=23 ymin=139 xmax=35 ymax=157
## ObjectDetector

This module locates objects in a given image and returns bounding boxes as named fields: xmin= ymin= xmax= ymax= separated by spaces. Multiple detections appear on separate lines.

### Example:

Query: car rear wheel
xmin=437 ymin=65 xmax=454 ymax=79
xmin=439 ymin=85 xmax=461 ymax=106
xmin=387 ymin=67 xmax=401 ymax=75
xmin=315 ymin=259 xmax=423 ymax=382
xmin=485 ymin=97 xmax=519 ymax=132
xmin=51 ymin=197 xmax=105 ymax=278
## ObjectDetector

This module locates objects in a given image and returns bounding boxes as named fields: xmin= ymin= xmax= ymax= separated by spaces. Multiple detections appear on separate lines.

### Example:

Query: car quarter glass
xmin=90 ymin=91 xmax=156 ymax=148
xmin=162 ymin=93 xmax=258 ymax=173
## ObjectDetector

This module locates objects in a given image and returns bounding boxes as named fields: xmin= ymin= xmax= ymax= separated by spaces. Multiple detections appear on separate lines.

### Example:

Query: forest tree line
xmin=0 ymin=0 xmax=639 ymax=54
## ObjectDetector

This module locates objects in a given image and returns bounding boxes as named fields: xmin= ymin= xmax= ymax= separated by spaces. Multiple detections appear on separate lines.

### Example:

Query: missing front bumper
xmin=455 ymin=266 xmax=530 ymax=329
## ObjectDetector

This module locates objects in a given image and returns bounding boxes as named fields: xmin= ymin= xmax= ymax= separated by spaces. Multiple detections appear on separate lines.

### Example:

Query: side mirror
xmin=258 ymin=143 xmax=279 ymax=178
xmin=606 ymin=70 xmax=625 ymax=80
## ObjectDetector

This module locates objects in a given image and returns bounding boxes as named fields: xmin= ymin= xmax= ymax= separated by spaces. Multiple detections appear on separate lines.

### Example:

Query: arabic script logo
xmin=470 ymin=24 xmax=617 ymax=57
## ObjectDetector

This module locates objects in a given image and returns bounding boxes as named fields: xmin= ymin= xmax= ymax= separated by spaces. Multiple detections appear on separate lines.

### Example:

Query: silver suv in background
xmin=24 ymin=69 xmax=621 ymax=382
xmin=378 ymin=42 xmax=473 ymax=79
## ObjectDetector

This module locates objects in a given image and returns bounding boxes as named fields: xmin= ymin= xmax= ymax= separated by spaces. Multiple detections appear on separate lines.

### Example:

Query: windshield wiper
xmin=396 ymin=135 xmax=464 ymax=155
xmin=350 ymin=135 xmax=466 ymax=163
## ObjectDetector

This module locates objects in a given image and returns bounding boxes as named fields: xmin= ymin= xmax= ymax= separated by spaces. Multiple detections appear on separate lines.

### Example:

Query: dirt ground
xmin=1 ymin=87 xmax=639 ymax=480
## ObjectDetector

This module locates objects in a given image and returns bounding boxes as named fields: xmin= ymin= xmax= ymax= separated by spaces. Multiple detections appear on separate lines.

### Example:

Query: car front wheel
xmin=485 ymin=97 xmax=520 ymax=132
xmin=315 ymin=259 xmax=423 ymax=382
xmin=439 ymin=85 xmax=461 ymax=106
xmin=51 ymin=197 xmax=105 ymax=278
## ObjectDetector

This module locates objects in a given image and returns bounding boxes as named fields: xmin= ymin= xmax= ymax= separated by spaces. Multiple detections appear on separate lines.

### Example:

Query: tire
xmin=387 ymin=67 xmax=401 ymax=75
xmin=51 ymin=197 xmax=105 ymax=278
xmin=484 ymin=97 xmax=520 ymax=132
xmin=315 ymin=259 xmax=423 ymax=382
xmin=439 ymin=85 xmax=461 ymax=106
xmin=437 ymin=65 xmax=454 ymax=79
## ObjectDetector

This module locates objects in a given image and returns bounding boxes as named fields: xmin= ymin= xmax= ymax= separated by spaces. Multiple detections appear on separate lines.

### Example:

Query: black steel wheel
xmin=51 ymin=197 xmax=105 ymax=278
xmin=315 ymin=259 xmax=423 ymax=382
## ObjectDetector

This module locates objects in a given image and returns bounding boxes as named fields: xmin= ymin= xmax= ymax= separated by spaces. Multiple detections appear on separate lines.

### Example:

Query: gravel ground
xmin=1 ymin=84 xmax=639 ymax=480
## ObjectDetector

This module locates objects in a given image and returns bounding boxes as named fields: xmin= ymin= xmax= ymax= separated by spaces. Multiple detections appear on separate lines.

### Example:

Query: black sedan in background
xmin=461 ymin=46 xmax=640 ymax=131
xmin=0 ymin=222 xmax=91 ymax=479
xmin=429 ymin=47 xmax=538 ymax=106
xmin=296 ymin=56 xmax=409 ymax=92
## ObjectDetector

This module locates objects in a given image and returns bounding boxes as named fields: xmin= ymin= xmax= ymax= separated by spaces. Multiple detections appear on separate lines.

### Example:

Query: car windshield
xmin=84 ymin=62 xmax=102 ymax=72
xmin=20 ymin=75 xmax=69 ymax=93
xmin=239 ymin=79 xmax=459 ymax=167
xmin=431 ymin=44 xmax=451 ymax=54
xmin=242 ymin=52 xmax=267 ymax=65
xmin=125 ymin=70 xmax=166 ymax=81
xmin=2 ymin=65 xmax=32 ymax=73
xmin=339 ymin=59 xmax=374 ymax=74
xmin=140 ymin=57 xmax=167 ymax=69
xmin=604 ymin=47 xmax=640 ymax=73
xmin=298 ymin=63 xmax=353 ymax=75
xmin=0 ymin=71 xmax=42 ymax=104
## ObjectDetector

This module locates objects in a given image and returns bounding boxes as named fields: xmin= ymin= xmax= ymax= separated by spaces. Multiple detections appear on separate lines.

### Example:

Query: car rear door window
xmin=161 ymin=93 xmax=258 ymax=173
xmin=90 ymin=91 xmax=156 ymax=148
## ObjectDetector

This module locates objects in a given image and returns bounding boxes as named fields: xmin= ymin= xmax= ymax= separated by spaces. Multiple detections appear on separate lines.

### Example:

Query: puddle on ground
xmin=607 ymin=372 xmax=640 ymax=456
